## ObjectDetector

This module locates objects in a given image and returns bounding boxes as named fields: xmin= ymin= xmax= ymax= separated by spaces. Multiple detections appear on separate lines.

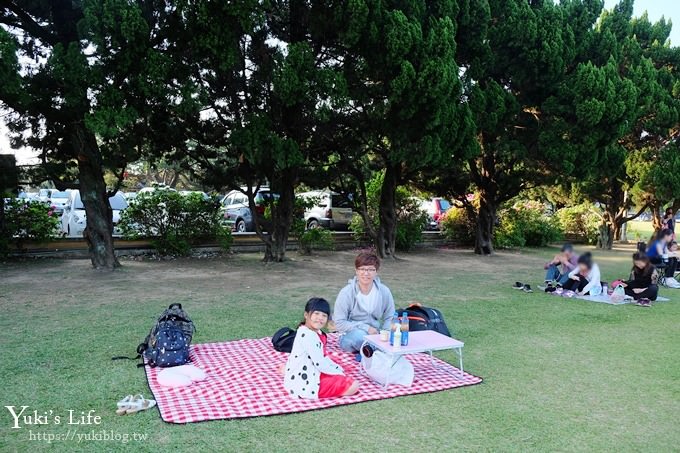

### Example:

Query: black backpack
xmin=138 ymin=303 xmax=195 ymax=367
xmin=113 ymin=303 xmax=196 ymax=368
xmin=397 ymin=304 xmax=452 ymax=337
xmin=272 ymin=327 xmax=296 ymax=353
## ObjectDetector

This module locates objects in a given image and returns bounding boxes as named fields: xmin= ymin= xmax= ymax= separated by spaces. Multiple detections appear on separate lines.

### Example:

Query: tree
xmin=564 ymin=2 xmax=680 ymax=248
xmin=439 ymin=0 xmax=607 ymax=254
xmin=0 ymin=0 xmax=176 ymax=269
xmin=164 ymin=0 xmax=346 ymax=262
xmin=321 ymin=0 xmax=475 ymax=258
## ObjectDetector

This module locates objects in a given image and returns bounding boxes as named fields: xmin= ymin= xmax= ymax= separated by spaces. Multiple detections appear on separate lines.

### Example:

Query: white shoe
xmin=665 ymin=277 xmax=680 ymax=288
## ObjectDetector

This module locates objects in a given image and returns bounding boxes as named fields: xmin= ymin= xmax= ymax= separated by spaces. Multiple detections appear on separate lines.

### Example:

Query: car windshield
xmin=74 ymin=193 xmax=128 ymax=210
xmin=439 ymin=199 xmax=451 ymax=211
xmin=109 ymin=194 xmax=128 ymax=210
xmin=51 ymin=191 xmax=69 ymax=199
xmin=332 ymin=194 xmax=352 ymax=208
xmin=256 ymin=191 xmax=279 ymax=203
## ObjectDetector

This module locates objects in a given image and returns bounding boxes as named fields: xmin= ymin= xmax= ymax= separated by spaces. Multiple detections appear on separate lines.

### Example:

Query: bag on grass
xmin=138 ymin=303 xmax=196 ymax=368
xmin=360 ymin=347 xmax=414 ymax=387
xmin=112 ymin=303 xmax=195 ymax=368
xmin=610 ymin=285 xmax=626 ymax=303
xmin=396 ymin=303 xmax=452 ymax=337
xmin=272 ymin=327 xmax=296 ymax=353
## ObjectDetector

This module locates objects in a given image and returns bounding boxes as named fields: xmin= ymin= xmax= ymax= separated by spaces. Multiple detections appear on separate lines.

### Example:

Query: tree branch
xmin=0 ymin=2 xmax=58 ymax=45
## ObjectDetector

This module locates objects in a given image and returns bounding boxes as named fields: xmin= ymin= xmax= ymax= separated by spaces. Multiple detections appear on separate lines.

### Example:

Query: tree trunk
xmin=651 ymin=204 xmax=663 ymax=239
xmin=620 ymin=221 xmax=627 ymax=243
xmin=0 ymin=196 xmax=5 ymax=237
xmin=474 ymin=192 xmax=496 ymax=255
xmin=377 ymin=165 xmax=398 ymax=259
xmin=597 ymin=220 xmax=613 ymax=250
xmin=73 ymin=126 xmax=120 ymax=270
xmin=270 ymin=179 xmax=295 ymax=262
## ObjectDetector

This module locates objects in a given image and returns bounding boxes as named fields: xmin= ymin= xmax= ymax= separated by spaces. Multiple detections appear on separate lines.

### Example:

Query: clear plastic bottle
xmin=393 ymin=323 xmax=402 ymax=349
xmin=400 ymin=311 xmax=409 ymax=346
xmin=389 ymin=310 xmax=398 ymax=345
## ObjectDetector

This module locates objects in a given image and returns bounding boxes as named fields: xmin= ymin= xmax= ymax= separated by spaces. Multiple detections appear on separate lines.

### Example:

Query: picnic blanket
xmin=574 ymin=294 xmax=670 ymax=305
xmin=143 ymin=333 xmax=482 ymax=423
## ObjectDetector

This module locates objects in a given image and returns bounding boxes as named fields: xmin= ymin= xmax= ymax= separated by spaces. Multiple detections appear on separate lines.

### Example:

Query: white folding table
xmin=361 ymin=330 xmax=464 ymax=388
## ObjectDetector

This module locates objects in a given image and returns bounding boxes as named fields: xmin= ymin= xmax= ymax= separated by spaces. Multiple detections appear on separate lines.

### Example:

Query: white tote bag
xmin=361 ymin=349 xmax=414 ymax=387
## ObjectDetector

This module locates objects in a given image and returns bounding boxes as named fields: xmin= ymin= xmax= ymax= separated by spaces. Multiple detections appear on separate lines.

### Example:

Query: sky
xmin=2 ymin=0 xmax=679 ymax=165
xmin=604 ymin=0 xmax=680 ymax=45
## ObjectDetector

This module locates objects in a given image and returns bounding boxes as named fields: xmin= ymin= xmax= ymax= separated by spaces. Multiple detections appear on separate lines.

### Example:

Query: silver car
xmin=298 ymin=190 xmax=354 ymax=230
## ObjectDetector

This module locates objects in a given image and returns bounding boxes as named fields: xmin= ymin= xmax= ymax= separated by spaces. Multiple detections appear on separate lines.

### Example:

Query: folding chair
xmin=655 ymin=263 xmax=668 ymax=287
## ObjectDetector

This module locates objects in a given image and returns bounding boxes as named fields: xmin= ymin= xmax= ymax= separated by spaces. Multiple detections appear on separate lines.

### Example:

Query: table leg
xmin=456 ymin=347 xmax=464 ymax=378
xmin=429 ymin=348 xmax=464 ymax=379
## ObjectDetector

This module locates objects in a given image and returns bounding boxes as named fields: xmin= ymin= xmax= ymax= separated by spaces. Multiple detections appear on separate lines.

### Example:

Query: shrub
xmin=554 ymin=203 xmax=599 ymax=244
xmin=119 ymin=189 xmax=231 ymax=256
xmin=0 ymin=198 xmax=60 ymax=255
xmin=495 ymin=201 xmax=563 ymax=248
xmin=440 ymin=207 xmax=476 ymax=245
xmin=298 ymin=227 xmax=334 ymax=255
xmin=349 ymin=171 xmax=427 ymax=251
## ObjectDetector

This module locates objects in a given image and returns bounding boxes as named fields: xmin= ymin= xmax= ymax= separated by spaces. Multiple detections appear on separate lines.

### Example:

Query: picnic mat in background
xmin=144 ymin=333 xmax=482 ymax=423
xmin=575 ymin=294 xmax=670 ymax=305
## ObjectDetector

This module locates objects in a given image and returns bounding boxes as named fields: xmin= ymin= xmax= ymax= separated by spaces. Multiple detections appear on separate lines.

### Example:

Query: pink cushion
xmin=173 ymin=365 xmax=207 ymax=381
xmin=157 ymin=369 xmax=193 ymax=388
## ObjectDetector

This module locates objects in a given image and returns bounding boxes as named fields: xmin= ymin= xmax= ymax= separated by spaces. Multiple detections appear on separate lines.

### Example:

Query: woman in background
xmin=619 ymin=252 xmax=658 ymax=304
xmin=563 ymin=253 xmax=601 ymax=296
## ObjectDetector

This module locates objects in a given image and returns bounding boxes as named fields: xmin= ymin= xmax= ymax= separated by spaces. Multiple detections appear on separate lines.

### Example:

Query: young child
xmin=619 ymin=252 xmax=658 ymax=303
xmin=284 ymin=298 xmax=360 ymax=399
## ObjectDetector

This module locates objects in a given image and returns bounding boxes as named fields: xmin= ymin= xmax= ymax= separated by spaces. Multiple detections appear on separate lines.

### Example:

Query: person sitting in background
xmin=563 ymin=252 xmax=601 ymax=296
xmin=544 ymin=243 xmax=578 ymax=286
xmin=646 ymin=229 xmax=680 ymax=288
xmin=619 ymin=252 xmax=658 ymax=301
xmin=662 ymin=208 xmax=675 ymax=239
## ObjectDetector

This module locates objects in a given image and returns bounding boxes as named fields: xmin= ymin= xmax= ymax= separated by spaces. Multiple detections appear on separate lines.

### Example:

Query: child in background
xmin=283 ymin=298 xmax=360 ymax=399
xmin=619 ymin=252 xmax=658 ymax=304
xmin=563 ymin=252 xmax=601 ymax=296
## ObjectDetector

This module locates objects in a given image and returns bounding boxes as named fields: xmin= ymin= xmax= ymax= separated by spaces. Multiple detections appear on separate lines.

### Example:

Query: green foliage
xmin=440 ymin=207 xmax=476 ymax=245
xmin=395 ymin=196 xmax=429 ymax=252
xmin=1 ymin=199 xmax=60 ymax=255
xmin=119 ymin=189 xmax=230 ymax=256
xmin=349 ymin=171 xmax=427 ymax=251
xmin=555 ymin=204 xmax=600 ymax=245
xmin=495 ymin=201 xmax=563 ymax=248
xmin=298 ymin=228 xmax=334 ymax=255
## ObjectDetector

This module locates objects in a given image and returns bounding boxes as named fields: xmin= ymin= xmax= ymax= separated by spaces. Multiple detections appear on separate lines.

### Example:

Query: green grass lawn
xmin=1 ymin=245 xmax=678 ymax=452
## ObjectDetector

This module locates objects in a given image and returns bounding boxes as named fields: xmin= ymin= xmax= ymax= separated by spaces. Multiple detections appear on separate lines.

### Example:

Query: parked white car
xmin=297 ymin=190 xmax=354 ymax=230
xmin=61 ymin=190 xmax=128 ymax=237
xmin=48 ymin=190 xmax=71 ymax=215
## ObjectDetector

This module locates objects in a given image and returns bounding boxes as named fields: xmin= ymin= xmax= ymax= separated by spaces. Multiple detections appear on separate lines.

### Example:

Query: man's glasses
xmin=356 ymin=267 xmax=377 ymax=274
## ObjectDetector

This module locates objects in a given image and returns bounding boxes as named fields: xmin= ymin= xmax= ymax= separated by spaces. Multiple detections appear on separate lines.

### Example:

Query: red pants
xmin=318 ymin=373 xmax=354 ymax=398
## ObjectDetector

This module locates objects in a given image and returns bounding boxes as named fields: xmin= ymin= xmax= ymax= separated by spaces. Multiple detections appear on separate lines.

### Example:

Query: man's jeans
xmin=338 ymin=328 xmax=369 ymax=353
xmin=545 ymin=264 xmax=571 ymax=285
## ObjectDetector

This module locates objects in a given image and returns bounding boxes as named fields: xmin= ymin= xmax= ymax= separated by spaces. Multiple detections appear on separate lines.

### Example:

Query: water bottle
xmin=400 ymin=311 xmax=409 ymax=346
xmin=393 ymin=324 xmax=402 ymax=350
xmin=389 ymin=310 xmax=398 ymax=345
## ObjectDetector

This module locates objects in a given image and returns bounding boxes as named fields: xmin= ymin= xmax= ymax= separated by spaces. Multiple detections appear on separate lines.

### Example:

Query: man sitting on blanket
xmin=544 ymin=243 xmax=578 ymax=286
xmin=333 ymin=252 xmax=395 ymax=353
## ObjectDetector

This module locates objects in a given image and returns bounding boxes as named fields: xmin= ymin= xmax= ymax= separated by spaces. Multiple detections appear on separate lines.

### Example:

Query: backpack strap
xmin=111 ymin=354 xmax=141 ymax=361
xmin=168 ymin=303 xmax=183 ymax=310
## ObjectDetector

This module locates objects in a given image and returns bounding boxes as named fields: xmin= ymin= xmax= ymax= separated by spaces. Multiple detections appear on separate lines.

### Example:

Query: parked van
xmin=297 ymin=190 xmax=353 ymax=230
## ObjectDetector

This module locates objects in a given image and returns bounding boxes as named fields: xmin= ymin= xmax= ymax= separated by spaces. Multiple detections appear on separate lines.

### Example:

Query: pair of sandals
xmin=512 ymin=282 xmax=533 ymax=293
xmin=116 ymin=394 xmax=157 ymax=415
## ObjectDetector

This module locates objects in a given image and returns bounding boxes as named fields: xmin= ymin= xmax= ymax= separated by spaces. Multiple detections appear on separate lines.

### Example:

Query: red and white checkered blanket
xmin=144 ymin=334 xmax=482 ymax=423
